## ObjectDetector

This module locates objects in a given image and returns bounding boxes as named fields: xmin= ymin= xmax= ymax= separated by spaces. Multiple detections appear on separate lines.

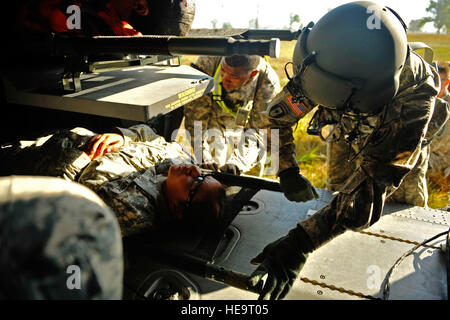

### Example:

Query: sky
xmin=191 ymin=0 xmax=436 ymax=32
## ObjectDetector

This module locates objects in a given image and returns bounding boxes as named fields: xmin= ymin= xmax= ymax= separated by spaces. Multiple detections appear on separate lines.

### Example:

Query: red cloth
xmin=49 ymin=7 xmax=69 ymax=33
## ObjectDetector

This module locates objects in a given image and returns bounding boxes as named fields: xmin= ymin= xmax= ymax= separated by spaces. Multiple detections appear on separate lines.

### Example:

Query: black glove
xmin=219 ymin=163 xmax=241 ymax=175
xmin=199 ymin=162 xmax=220 ymax=171
xmin=279 ymin=167 xmax=319 ymax=202
xmin=248 ymin=225 xmax=314 ymax=300
xmin=200 ymin=162 xmax=241 ymax=175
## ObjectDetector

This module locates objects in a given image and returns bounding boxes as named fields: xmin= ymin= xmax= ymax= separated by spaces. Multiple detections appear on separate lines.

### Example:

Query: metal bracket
xmin=61 ymin=55 xmax=180 ymax=93
xmin=62 ymin=70 xmax=82 ymax=92
xmin=61 ymin=56 xmax=89 ymax=92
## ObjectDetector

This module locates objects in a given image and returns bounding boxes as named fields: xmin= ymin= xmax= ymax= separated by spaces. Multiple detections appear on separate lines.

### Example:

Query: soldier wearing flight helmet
xmin=248 ymin=1 xmax=449 ymax=300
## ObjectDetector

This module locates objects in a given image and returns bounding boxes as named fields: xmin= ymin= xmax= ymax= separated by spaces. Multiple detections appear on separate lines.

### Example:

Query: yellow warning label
xmin=165 ymin=88 xmax=206 ymax=110
xmin=178 ymin=87 xmax=196 ymax=99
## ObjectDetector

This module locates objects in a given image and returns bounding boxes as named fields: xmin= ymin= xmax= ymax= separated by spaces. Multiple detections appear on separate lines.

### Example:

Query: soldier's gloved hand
xmin=219 ymin=163 xmax=241 ymax=175
xmin=248 ymin=225 xmax=313 ymax=300
xmin=200 ymin=163 xmax=241 ymax=175
xmin=199 ymin=162 xmax=220 ymax=171
xmin=279 ymin=167 xmax=319 ymax=202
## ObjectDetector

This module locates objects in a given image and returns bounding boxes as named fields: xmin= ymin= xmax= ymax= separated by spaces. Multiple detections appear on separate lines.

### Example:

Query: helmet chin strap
xmin=298 ymin=51 xmax=317 ymax=76
xmin=337 ymin=87 xmax=357 ymax=116
xmin=346 ymin=102 xmax=389 ymax=162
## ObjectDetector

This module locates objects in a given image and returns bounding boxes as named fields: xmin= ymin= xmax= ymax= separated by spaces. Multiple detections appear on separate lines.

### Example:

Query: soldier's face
xmin=221 ymin=61 xmax=257 ymax=91
xmin=165 ymin=164 xmax=223 ymax=217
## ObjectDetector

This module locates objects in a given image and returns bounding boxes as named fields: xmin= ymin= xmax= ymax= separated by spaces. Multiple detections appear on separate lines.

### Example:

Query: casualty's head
xmin=163 ymin=164 xmax=228 ymax=235
xmin=266 ymin=1 xmax=409 ymax=122
xmin=220 ymin=55 xmax=261 ymax=91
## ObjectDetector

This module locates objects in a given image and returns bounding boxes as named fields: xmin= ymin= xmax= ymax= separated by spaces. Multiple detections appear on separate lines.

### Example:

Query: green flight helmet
xmin=292 ymin=1 xmax=408 ymax=114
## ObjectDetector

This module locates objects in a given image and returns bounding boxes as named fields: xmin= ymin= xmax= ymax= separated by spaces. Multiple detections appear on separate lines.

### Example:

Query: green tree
xmin=211 ymin=19 xmax=218 ymax=29
xmin=409 ymin=19 xmax=426 ymax=32
xmin=423 ymin=0 xmax=449 ymax=33
xmin=222 ymin=22 xmax=233 ymax=30
xmin=289 ymin=13 xmax=300 ymax=29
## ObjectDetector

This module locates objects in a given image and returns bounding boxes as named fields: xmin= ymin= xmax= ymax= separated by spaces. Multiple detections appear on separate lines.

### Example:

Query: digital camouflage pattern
xmin=184 ymin=56 xmax=298 ymax=175
xmin=296 ymin=52 xmax=445 ymax=249
xmin=0 ymin=124 xmax=195 ymax=237
xmin=428 ymin=93 xmax=450 ymax=182
xmin=326 ymin=70 xmax=449 ymax=208
xmin=0 ymin=176 xmax=123 ymax=299
xmin=79 ymin=124 xmax=195 ymax=237
xmin=0 ymin=127 xmax=94 ymax=181
xmin=326 ymin=140 xmax=430 ymax=207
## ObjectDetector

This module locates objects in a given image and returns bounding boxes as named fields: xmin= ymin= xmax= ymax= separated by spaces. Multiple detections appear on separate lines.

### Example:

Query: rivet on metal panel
xmin=238 ymin=199 xmax=264 ymax=215
xmin=380 ymin=240 xmax=385 ymax=243
xmin=317 ymin=290 xmax=323 ymax=295
xmin=320 ymin=275 xmax=326 ymax=279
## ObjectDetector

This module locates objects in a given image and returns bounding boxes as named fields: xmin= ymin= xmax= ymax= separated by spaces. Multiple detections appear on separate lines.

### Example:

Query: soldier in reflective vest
xmin=184 ymin=54 xmax=318 ymax=202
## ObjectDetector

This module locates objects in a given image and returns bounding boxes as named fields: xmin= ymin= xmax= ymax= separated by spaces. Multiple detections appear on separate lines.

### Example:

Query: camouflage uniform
xmin=326 ymin=139 xmax=431 ymax=207
xmin=326 ymin=86 xmax=449 ymax=207
xmin=428 ymin=92 xmax=450 ymax=182
xmin=0 ymin=176 xmax=123 ymax=299
xmin=296 ymin=52 xmax=446 ymax=249
xmin=0 ymin=124 xmax=195 ymax=237
xmin=184 ymin=56 xmax=298 ymax=175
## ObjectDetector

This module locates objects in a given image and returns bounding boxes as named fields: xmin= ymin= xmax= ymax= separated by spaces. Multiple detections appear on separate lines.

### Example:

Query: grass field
xmin=182 ymin=33 xmax=450 ymax=208
xmin=407 ymin=33 xmax=450 ymax=61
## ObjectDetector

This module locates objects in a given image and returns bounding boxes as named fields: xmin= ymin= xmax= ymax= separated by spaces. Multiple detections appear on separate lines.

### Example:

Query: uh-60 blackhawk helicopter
xmin=0 ymin=0 xmax=448 ymax=300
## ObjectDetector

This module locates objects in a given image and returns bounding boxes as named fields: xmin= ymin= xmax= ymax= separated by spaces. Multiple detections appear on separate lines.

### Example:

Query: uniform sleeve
xmin=183 ymin=56 xmax=222 ymax=158
xmin=191 ymin=56 xmax=221 ymax=77
xmin=359 ymin=54 xmax=440 ymax=189
xmin=113 ymin=124 xmax=161 ymax=145
xmin=251 ymin=60 xmax=299 ymax=174
xmin=425 ymin=97 xmax=449 ymax=142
